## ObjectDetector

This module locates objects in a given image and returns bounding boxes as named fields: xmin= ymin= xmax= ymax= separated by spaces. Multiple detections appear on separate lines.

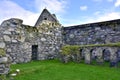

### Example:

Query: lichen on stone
xmin=0 ymin=48 xmax=5 ymax=56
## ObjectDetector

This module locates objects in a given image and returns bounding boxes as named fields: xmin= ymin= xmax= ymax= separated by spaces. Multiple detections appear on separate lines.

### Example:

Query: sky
xmin=0 ymin=0 xmax=120 ymax=26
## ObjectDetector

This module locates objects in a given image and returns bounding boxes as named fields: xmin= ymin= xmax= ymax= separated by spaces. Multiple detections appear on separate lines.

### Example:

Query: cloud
xmin=80 ymin=6 xmax=88 ymax=11
xmin=94 ymin=11 xmax=101 ymax=15
xmin=0 ymin=0 xmax=39 ymax=26
xmin=35 ymin=0 xmax=68 ymax=14
xmin=85 ymin=11 xmax=120 ymax=24
xmin=115 ymin=0 xmax=120 ymax=7
xmin=0 ymin=0 xmax=68 ymax=26
xmin=64 ymin=11 xmax=120 ymax=27
xmin=107 ymin=0 xmax=113 ymax=2
xmin=93 ymin=0 xmax=113 ymax=2
xmin=60 ymin=18 xmax=82 ymax=26
xmin=93 ymin=0 xmax=103 ymax=2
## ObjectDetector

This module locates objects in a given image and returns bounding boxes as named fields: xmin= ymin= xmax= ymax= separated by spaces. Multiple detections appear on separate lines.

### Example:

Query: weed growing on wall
xmin=61 ymin=45 xmax=80 ymax=55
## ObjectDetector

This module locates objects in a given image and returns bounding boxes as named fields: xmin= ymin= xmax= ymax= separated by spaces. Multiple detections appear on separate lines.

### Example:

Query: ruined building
xmin=0 ymin=9 xmax=120 ymax=64
xmin=0 ymin=9 xmax=63 ymax=63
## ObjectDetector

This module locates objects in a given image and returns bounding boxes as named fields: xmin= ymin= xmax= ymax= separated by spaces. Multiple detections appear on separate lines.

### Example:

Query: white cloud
xmin=115 ymin=0 xmax=120 ymax=7
xmin=1 ymin=0 xmax=119 ymax=27
xmin=60 ymin=18 xmax=82 ymax=26
xmin=0 ymin=0 xmax=68 ymax=26
xmin=93 ymin=0 xmax=113 ymax=2
xmin=85 ymin=12 xmax=120 ymax=24
xmin=0 ymin=0 xmax=39 ymax=26
xmin=35 ymin=0 xmax=68 ymax=14
xmin=63 ymin=11 xmax=120 ymax=26
xmin=94 ymin=11 xmax=101 ymax=15
xmin=80 ymin=6 xmax=88 ymax=11
xmin=93 ymin=0 xmax=103 ymax=2
xmin=107 ymin=0 xmax=113 ymax=2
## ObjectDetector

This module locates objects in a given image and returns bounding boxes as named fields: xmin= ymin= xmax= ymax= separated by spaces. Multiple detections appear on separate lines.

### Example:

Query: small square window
xmin=50 ymin=30 xmax=52 ymax=33
xmin=44 ymin=18 xmax=47 ymax=20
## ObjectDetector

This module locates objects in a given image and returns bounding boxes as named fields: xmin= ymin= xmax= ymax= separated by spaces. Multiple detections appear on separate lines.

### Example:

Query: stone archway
xmin=103 ymin=48 xmax=110 ymax=61
xmin=80 ymin=49 xmax=84 ymax=60
xmin=109 ymin=47 xmax=118 ymax=67
xmin=116 ymin=49 xmax=120 ymax=62
xmin=91 ymin=48 xmax=97 ymax=60
xmin=84 ymin=48 xmax=91 ymax=64
xmin=95 ymin=48 xmax=104 ymax=64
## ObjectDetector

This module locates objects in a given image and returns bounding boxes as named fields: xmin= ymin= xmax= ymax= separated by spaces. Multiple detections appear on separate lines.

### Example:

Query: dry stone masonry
xmin=60 ymin=46 xmax=120 ymax=67
xmin=0 ymin=8 xmax=120 ymax=67
xmin=0 ymin=56 xmax=10 ymax=75
xmin=63 ymin=19 xmax=120 ymax=45
xmin=0 ymin=9 xmax=63 ymax=64
xmin=0 ymin=48 xmax=10 ymax=76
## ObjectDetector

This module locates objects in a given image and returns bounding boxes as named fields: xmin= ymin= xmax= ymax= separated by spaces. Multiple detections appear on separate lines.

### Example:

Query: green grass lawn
xmin=10 ymin=60 xmax=120 ymax=80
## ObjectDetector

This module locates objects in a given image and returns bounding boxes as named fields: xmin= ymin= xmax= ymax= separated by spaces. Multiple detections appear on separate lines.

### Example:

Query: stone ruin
xmin=0 ymin=9 xmax=63 ymax=64
xmin=60 ymin=46 xmax=120 ymax=67
xmin=63 ymin=19 xmax=120 ymax=45
xmin=0 ymin=8 xmax=120 ymax=66
xmin=0 ymin=48 xmax=10 ymax=77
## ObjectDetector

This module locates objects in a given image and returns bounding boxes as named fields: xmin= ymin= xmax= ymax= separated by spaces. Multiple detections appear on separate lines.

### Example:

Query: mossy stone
xmin=0 ymin=48 xmax=5 ymax=56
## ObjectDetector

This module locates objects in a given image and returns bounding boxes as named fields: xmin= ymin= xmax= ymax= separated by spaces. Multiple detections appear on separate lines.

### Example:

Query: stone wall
xmin=63 ymin=19 xmax=120 ymax=45
xmin=1 ymin=17 xmax=120 ymax=65
xmin=0 ymin=18 xmax=31 ymax=63
xmin=0 ymin=18 xmax=63 ymax=63
xmin=35 ymin=9 xmax=58 ymax=27
xmin=0 ymin=48 xmax=10 ymax=75
xmin=60 ymin=46 xmax=120 ymax=67
xmin=36 ymin=20 xmax=63 ymax=60
xmin=0 ymin=56 xmax=10 ymax=75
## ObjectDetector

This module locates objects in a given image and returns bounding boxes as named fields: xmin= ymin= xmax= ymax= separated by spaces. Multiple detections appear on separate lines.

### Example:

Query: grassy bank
xmin=10 ymin=60 xmax=120 ymax=80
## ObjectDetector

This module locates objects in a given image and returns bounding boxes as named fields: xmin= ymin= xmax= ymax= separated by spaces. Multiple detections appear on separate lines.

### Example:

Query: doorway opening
xmin=32 ymin=45 xmax=38 ymax=60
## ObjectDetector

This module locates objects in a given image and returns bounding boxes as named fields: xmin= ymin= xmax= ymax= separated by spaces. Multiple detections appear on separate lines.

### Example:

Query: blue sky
xmin=0 ymin=0 xmax=120 ymax=26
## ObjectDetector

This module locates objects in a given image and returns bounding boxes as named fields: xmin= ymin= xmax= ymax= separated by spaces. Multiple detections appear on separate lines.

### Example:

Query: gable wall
xmin=0 ymin=18 xmax=63 ymax=63
xmin=35 ymin=10 xmax=58 ymax=26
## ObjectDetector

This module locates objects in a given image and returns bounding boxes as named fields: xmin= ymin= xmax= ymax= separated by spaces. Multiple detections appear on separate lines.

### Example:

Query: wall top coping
xmin=64 ymin=19 xmax=120 ymax=29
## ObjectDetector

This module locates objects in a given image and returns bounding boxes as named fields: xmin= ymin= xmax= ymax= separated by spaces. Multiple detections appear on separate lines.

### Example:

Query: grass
xmin=9 ymin=60 xmax=120 ymax=80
